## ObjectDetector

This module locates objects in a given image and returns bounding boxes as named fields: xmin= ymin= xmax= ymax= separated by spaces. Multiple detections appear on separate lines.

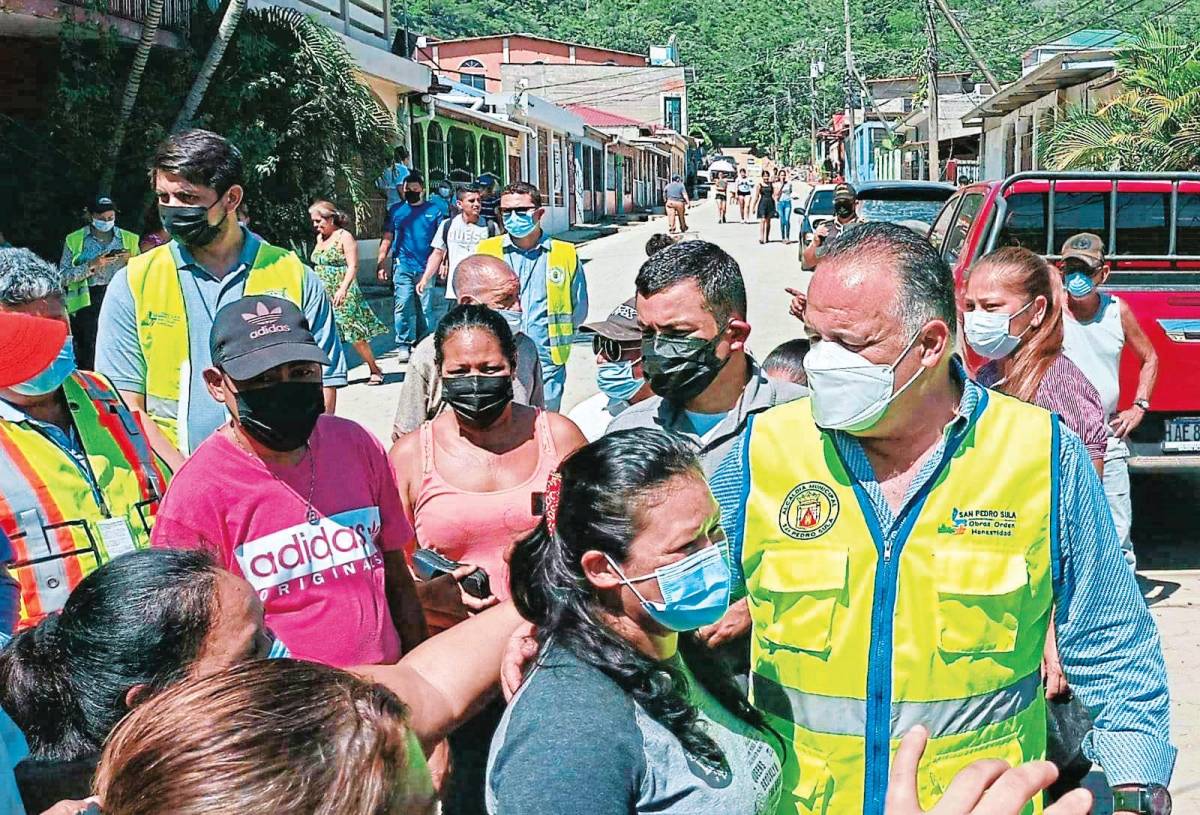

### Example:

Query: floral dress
xmin=311 ymin=235 xmax=387 ymax=343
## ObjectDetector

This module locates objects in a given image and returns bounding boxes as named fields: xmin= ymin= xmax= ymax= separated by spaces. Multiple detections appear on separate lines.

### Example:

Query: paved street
xmin=338 ymin=200 xmax=1198 ymax=810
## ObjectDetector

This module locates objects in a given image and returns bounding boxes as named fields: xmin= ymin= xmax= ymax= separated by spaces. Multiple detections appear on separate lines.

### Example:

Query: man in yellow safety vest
xmin=58 ymin=195 xmax=140 ymax=370
xmin=94 ymin=129 xmax=346 ymax=456
xmin=734 ymin=223 xmax=1173 ymax=815
xmin=0 ymin=248 xmax=176 ymax=628
xmin=474 ymin=181 xmax=588 ymax=411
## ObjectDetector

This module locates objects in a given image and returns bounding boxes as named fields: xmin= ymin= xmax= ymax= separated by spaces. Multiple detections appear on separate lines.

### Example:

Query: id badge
xmin=96 ymin=517 xmax=137 ymax=559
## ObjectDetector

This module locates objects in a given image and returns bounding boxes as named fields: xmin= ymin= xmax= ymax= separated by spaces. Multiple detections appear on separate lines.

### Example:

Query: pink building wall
xmin=419 ymin=35 xmax=645 ymax=93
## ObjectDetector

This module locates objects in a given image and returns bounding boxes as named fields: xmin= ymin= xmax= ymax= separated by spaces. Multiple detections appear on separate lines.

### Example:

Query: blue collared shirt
xmin=494 ymin=232 xmax=589 ymax=373
xmin=731 ymin=361 xmax=1174 ymax=787
xmin=95 ymin=228 xmax=348 ymax=453
xmin=59 ymin=226 xmax=134 ymax=287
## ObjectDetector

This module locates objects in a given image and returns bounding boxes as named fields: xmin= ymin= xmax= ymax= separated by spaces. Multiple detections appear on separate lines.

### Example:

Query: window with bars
xmin=427 ymin=122 xmax=447 ymax=183
xmin=481 ymin=136 xmax=504 ymax=181
xmin=448 ymin=126 xmax=477 ymax=183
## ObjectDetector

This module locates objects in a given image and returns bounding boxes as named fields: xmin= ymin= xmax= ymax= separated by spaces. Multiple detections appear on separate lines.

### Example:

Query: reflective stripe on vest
xmin=743 ymin=392 xmax=1054 ymax=815
xmin=475 ymin=235 xmax=578 ymax=365
xmin=64 ymin=228 xmax=140 ymax=314
xmin=0 ymin=372 xmax=169 ymax=626
xmin=126 ymin=242 xmax=305 ymax=453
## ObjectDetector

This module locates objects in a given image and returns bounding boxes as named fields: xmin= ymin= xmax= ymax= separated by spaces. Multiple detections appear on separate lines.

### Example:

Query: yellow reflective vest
xmin=742 ymin=391 xmax=1054 ymax=815
xmin=0 ymin=371 xmax=171 ymax=626
xmin=474 ymin=235 xmax=579 ymax=365
xmin=63 ymin=227 xmax=141 ymax=314
xmin=125 ymin=242 xmax=305 ymax=453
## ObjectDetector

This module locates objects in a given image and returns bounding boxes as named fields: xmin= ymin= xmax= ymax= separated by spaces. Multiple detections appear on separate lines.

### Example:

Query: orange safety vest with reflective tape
xmin=0 ymin=371 xmax=170 ymax=625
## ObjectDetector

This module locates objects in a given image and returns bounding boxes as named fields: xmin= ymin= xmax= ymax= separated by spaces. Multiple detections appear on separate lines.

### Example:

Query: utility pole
xmin=843 ymin=0 xmax=855 ymax=181
xmin=809 ymin=57 xmax=821 ymax=167
xmin=932 ymin=0 xmax=1000 ymax=92
xmin=923 ymin=0 xmax=941 ymax=183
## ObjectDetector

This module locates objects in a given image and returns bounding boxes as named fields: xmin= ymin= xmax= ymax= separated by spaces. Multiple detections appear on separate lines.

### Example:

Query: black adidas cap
xmin=210 ymin=295 xmax=329 ymax=380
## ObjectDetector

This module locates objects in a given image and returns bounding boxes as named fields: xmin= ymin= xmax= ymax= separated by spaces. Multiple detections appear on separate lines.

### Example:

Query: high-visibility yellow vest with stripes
xmin=742 ymin=391 xmax=1054 ymax=815
xmin=475 ymin=235 xmax=579 ymax=365
xmin=126 ymin=242 xmax=305 ymax=452
xmin=0 ymin=371 xmax=171 ymax=626
xmin=63 ymin=227 xmax=140 ymax=314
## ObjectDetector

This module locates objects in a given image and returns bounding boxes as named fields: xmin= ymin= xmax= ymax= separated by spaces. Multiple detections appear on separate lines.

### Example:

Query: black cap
xmin=89 ymin=195 xmax=116 ymax=214
xmin=210 ymin=295 xmax=330 ymax=380
xmin=833 ymin=183 xmax=856 ymax=202
xmin=580 ymin=297 xmax=641 ymax=342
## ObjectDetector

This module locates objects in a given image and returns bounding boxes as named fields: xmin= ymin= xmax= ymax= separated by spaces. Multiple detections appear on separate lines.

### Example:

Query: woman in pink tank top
xmin=390 ymin=305 xmax=587 ymax=607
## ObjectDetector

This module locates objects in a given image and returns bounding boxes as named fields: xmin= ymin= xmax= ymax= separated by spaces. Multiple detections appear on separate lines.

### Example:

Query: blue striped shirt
xmin=730 ymin=361 xmax=1175 ymax=787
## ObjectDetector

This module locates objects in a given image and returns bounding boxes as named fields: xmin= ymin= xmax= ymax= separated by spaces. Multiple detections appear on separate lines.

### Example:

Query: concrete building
xmin=880 ymin=90 xmax=989 ymax=182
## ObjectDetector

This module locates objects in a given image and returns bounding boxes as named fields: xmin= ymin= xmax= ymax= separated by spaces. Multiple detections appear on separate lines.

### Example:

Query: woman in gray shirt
xmin=487 ymin=429 xmax=784 ymax=815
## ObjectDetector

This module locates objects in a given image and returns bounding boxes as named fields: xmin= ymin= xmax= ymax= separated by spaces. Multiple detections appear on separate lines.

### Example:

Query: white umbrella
xmin=708 ymin=159 xmax=736 ymax=174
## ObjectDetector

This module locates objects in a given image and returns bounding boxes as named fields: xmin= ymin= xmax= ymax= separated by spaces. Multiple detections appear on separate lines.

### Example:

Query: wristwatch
xmin=1133 ymin=398 xmax=1151 ymax=410
xmin=1112 ymin=784 xmax=1172 ymax=814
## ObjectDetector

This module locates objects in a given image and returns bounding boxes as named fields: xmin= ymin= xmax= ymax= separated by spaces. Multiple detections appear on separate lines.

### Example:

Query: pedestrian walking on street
xmin=95 ymin=129 xmax=347 ymax=454
xmin=736 ymin=222 xmax=1173 ymax=814
xmin=713 ymin=172 xmax=730 ymax=223
xmin=665 ymin=174 xmax=690 ymax=234
xmin=777 ymin=169 xmax=794 ymax=243
xmin=376 ymin=173 xmax=446 ymax=363
xmin=751 ymin=169 xmax=777 ymax=243
xmin=309 ymin=201 xmax=387 ymax=386
xmin=417 ymin=185 xmax=501 ymax=303
xmin=1058 ymin=233 xmax=1158 ymax=572
xmin=734 ymin=168 xmax=753 ymax=222
xmin=58 ymin=196 xmax=140 ymax=369
xmin=473 ymin=181 xmax=588 ymax=412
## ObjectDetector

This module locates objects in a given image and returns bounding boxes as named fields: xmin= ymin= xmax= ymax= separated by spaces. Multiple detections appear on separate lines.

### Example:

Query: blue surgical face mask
xmin=963 ymin=300 xmax=1035 ymax=360
xmin=1064 ymin=271 xmax=1096 ymax=298
xmin=605 ymin=546 xmax=731 ymax=632
xmin=597 ymin=360 xmax=644 ymax=402
xmin=10 ymin=335 xmax=77 ymax=396
xmin=497 ymin=308 xmax=523 ymax=336
xmin=503 ymin=211 xmax=539 ymax=239
xmin=92 ymin=218 xmax=115 ymax=233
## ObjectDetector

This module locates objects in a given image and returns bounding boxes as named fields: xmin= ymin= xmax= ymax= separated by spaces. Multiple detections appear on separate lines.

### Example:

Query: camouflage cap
xmin=1060 ymin=233 xmax=1105 ymax=268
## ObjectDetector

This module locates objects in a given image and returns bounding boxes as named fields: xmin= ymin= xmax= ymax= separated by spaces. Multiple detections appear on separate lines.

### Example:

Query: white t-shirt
xmin=568 ymin=393 xmax=623 ymax=442
xmin=432 ymin=214 xmax=496 ymax=298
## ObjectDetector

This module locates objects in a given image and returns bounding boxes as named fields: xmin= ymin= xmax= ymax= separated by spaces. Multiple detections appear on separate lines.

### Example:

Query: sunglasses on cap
xmin=593 ymin=335 xmax=641 ymax=362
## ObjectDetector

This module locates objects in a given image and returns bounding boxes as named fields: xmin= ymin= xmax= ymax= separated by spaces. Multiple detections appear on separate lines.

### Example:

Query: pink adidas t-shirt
xmin=151 ymin=415 xmax=413 ymax=667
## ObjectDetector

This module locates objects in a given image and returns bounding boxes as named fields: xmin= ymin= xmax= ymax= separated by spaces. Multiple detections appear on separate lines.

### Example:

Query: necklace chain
xmin=231 ymin=429 xmax=319 ymax=525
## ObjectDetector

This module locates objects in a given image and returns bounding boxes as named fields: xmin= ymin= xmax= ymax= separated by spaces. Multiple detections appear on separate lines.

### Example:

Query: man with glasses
xmin=474 ymin=182 xmax=588 ymax=411
xmin=568 ymin=298 xmax=653 ymax=441
xmin=607 ymin=240 xmax=807 ymax=656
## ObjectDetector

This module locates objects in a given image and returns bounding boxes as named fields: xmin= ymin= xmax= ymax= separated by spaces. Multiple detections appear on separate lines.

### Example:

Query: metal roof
xmin=960 ymin=50 xmax=1116 ymax=123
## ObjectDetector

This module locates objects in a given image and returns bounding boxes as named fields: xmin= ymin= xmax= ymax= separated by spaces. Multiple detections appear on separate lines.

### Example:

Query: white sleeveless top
xmin=1062 ymin=294 xmax=1124 ymax=419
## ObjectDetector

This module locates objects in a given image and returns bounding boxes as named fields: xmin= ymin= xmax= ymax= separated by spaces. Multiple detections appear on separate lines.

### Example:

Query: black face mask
xmin=234 ymin=380 xmax=324 ymax=452
xmin=834 ymin=201 xmax=855 ymax=219
xmin=404 ymin=190 xmax=423 ymax=204
xmin=641 ymin=329 xmax=729 ymax=403
xmin=159 ymin=200 xmax=228 ymax=248
xmin=442 ymin=375 xmax=513 ymax=428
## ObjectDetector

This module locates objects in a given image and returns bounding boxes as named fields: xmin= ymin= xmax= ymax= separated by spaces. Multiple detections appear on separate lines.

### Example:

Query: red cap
xmin=0 ymin=313 xmax=68 ymax=388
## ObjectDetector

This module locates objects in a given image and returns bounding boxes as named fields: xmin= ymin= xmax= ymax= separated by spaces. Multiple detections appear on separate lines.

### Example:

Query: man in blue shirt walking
xmin=376 ymin=173 xmax=445 ymax=362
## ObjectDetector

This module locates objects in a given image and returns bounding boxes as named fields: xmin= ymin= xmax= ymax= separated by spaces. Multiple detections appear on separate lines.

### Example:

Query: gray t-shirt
xmin=487 ymin=645 xmax=782 ymax=815
xmin=665 ymin=181 xmax=687 ymax=202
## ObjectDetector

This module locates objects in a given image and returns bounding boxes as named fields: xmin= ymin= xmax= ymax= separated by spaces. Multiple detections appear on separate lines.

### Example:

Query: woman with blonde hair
xmin=310 ymin=200 xmax=387 ymax=385
xmin=963 ymin=246 xmax=1106 ymax=473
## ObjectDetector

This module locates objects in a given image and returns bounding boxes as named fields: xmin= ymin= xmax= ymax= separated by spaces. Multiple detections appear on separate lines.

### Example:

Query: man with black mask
xmin=802 ymin=182 xmax=862 ymax=269
xmin=96 ymin=129 xmax=346 ymax=457
xmin=606 ymin=240 xmax=806 ymax=660
xmin=151 ymin=295 xmax=428 ymax=667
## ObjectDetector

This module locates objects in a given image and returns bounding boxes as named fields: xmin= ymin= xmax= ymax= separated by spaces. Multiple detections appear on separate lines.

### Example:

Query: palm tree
xmin=99 ymin=0 xmax=165 ymax=194
xmin=172 ymin=0 xmax=247 ymax=131
xmin=1042 ymin=24 xmax=1200 ymax=171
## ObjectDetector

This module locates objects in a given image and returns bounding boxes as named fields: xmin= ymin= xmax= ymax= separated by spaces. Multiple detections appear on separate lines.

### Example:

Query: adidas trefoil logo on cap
xmin=242 ymin=302 xmax=291 ymax=339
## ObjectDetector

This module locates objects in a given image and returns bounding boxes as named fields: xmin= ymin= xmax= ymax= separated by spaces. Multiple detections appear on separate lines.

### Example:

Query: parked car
xmin=928 ymin=171 xmax=1200 ymax=470
xmin=855 ymin=180 xmax=957 ymax=235
xmin=795 ymin=183 xmax=838 ymax=255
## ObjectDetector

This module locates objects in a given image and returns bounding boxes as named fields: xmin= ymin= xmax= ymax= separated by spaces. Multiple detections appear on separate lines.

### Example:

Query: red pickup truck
xmin=927 ymin=171 xmax=1200 ymax=471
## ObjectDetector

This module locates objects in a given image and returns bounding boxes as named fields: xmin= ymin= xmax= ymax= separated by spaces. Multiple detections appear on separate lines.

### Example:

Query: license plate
xmin=1163 ymin=417 xmax=1200 ymax=452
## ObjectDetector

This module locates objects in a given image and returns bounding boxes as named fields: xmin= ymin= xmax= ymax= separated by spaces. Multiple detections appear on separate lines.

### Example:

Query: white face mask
xmin=92 ymin=218 xmax=115 ymax=233
xmin=803 ymin=330 xmax=925 ymax=433
xmin=963 ymin=300 xmax=1035 ymax=360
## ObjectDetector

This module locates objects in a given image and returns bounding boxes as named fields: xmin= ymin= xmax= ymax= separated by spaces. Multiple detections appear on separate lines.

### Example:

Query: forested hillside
xmin=399 ymin=0 xmax=1194 ymax=156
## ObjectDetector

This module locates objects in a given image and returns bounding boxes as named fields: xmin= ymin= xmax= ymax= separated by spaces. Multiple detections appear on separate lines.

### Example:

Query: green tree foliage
xmin=1 ymin=5 xmax=396 ymax=257
xmin=401 ymin=0 xmax=1192 ymax=158
xmin=1042 ymin=24 xmax=1200 ymax=170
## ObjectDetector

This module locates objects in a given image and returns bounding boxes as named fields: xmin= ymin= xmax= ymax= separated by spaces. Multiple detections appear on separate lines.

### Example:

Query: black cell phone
xmin=531 ymin=492 xmax=545 ymax=517
xmin=411 ymin=548 xmax=491 ymax=599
